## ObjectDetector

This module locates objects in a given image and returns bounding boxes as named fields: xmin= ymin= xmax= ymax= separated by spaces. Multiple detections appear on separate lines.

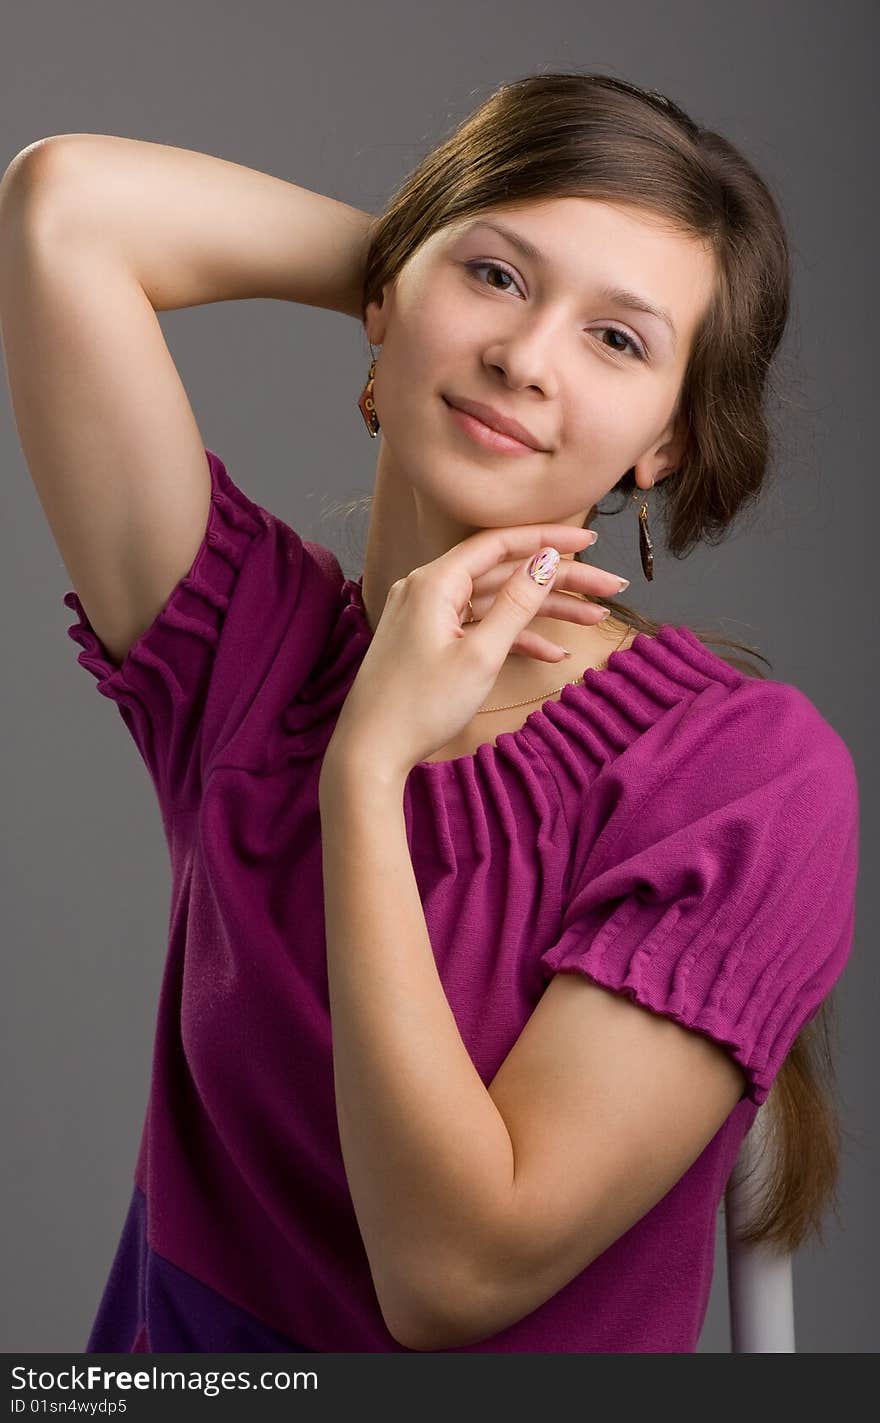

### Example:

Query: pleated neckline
xmin=319 ymin=573 xmax=742 ymax=778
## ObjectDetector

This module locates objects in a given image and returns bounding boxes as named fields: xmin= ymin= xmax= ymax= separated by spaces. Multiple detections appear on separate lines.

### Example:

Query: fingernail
xmin=616 ymin=578 xmax=630 ymax=592
xmin=527 ymin=547 xmax=560 ymax=584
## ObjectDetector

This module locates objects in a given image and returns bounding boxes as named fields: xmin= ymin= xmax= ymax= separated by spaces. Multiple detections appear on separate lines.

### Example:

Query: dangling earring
xmin=632 ymin=477 xmax=656 ymax=581
xmin=358 ymin=342 xmax=380 ymax=438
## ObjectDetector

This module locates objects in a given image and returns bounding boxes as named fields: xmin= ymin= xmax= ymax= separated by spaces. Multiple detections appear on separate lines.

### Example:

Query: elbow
xmin=2 ymin=135 xmax=82 ymax=200
xmin=0 ymin=138 xmax=87 ymax=263
xmin=377 ymin=1272 xmax=467 ymax=1352
xmin=381 ymin=1250 xmax=508 ymax=1352
xmin=387 ymin=1299 xmax=489 ymax=1354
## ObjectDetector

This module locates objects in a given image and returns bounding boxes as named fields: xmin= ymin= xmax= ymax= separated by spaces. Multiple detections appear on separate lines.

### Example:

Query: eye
xmin=464 ymin=258 xmax=527 ymax=298
xmin=463 ymin=260 xmax=648 ymax=361
xmin=593 ymin=325 xmax=647 ymax=361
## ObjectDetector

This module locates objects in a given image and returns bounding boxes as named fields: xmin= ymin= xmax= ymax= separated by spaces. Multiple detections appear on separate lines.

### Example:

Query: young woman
xmin=0 ymin=73 xmax=859 ymax=1354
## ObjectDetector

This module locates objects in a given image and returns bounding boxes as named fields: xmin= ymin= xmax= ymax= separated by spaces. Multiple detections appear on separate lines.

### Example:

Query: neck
xmin=358 ymin=443 xmax=613 ymax=706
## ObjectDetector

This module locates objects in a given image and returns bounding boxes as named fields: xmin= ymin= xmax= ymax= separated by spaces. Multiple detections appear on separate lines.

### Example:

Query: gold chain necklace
xmin=476 ymin=626 xmax=631 ymax=713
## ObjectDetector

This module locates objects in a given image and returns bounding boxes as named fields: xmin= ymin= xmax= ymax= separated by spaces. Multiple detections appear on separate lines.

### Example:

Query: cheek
xmin=555 ymin=400 xmax=655 ymax=486
xmin=564 ymin=395 xmax=621 ymax=454
xmin=406 ymin=278 xmax=474 ymax=355
xmin=385 ymin=315 xmax=449 ymax=386
xmin=370 ymin=353 xmax=436 ymax=444
xmin=569 ymin=388 xmax=656 ymax=451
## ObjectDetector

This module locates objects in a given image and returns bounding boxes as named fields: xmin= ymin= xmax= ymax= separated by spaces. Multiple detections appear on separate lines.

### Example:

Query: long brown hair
xmin=349 ymin=71 xmax=850 ymax=1256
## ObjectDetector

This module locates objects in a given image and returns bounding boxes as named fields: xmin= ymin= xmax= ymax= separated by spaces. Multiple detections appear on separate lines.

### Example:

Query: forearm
xmin=318 ymin=755 xmax=517 ymax=1350
xmin=0 ymin=133 xmax=374 ymax=315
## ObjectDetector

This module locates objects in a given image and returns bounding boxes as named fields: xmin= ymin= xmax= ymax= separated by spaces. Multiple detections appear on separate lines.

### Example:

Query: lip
xmin=443 ymin=395 xmax=548 ymax=452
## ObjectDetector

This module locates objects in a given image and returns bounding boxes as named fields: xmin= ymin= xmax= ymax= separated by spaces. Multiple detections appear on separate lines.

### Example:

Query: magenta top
xmin=63 ymin=449 xmax=859 ymax=1354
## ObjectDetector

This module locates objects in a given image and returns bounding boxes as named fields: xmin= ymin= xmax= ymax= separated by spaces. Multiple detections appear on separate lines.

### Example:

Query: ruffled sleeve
xmin=62 ymin=448 xmax=306 ymax=814
xmin=540 ymin=677 xmax=860 ymax=1105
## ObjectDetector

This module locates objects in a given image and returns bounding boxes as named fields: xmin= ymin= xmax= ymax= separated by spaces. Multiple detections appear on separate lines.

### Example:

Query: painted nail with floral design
xmin=526 ymin=546 xmax=561 ymax=584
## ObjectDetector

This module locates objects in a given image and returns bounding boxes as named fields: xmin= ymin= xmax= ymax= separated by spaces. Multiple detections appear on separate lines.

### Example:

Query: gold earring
xmin=633 ymin=478 xmax=656 ymax=581
xmin=358 ymin=347 xmax=380 ymax=437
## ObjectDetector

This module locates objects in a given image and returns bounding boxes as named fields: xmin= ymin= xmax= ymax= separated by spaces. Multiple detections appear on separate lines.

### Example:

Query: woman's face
xmin=364 ymin=197 xmax=717 ymax=532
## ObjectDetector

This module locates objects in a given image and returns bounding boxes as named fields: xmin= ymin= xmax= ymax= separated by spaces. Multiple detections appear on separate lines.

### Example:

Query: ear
xmin=364 ymin=279 xmax=395 ymax=348
xmin=636 ymin=405 xmax=689 ymax=487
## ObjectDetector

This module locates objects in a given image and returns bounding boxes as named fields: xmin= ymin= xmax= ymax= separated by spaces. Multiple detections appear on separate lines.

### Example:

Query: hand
xmin=322 ymin=524 xmax=629 ymax=782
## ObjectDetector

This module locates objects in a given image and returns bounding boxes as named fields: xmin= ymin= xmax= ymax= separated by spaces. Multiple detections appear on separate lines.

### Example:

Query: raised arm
xmin=3 ymin=133 xmax=375 ymax=315
xmin=0 ymin=135 xmax=373 ymax=666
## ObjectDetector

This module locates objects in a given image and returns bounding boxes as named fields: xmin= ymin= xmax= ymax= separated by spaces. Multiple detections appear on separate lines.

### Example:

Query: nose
xmin=485 ymin=320 xmax=561 ymax=402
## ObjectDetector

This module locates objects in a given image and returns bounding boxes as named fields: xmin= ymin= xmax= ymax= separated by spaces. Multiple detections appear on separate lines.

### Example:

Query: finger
xmin=437 ymin=522 xmax=597 ymax=613
xmin=510 ymin=627 xmax=574 ymax=662
xmin=471 ymin=583 xmax=615 ymax=628
xmin=469 ymin=572 xmax=618 ymax=628
xmin=470 ymin=552 xmax=628 ymax=611
xmin=466 ymin=546 xmax=566 ymax=663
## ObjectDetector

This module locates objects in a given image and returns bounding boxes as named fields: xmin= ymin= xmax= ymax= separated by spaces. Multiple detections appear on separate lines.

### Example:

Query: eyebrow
xmin=463 ymin=219 xmax=678 ymax=350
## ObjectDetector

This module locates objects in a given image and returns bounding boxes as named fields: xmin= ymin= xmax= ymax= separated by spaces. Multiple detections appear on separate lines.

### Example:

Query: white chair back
xmin=723 ymin=1103 xmax=795 ymax=1352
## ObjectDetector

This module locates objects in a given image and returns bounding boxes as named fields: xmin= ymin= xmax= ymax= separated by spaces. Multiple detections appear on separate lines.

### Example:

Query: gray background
xmin=1 ymin=0 xmax=875 ymax=1353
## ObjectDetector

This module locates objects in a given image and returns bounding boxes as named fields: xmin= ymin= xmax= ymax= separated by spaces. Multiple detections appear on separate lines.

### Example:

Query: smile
xmin=442 ymin=397 xmax=542 ymax=456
